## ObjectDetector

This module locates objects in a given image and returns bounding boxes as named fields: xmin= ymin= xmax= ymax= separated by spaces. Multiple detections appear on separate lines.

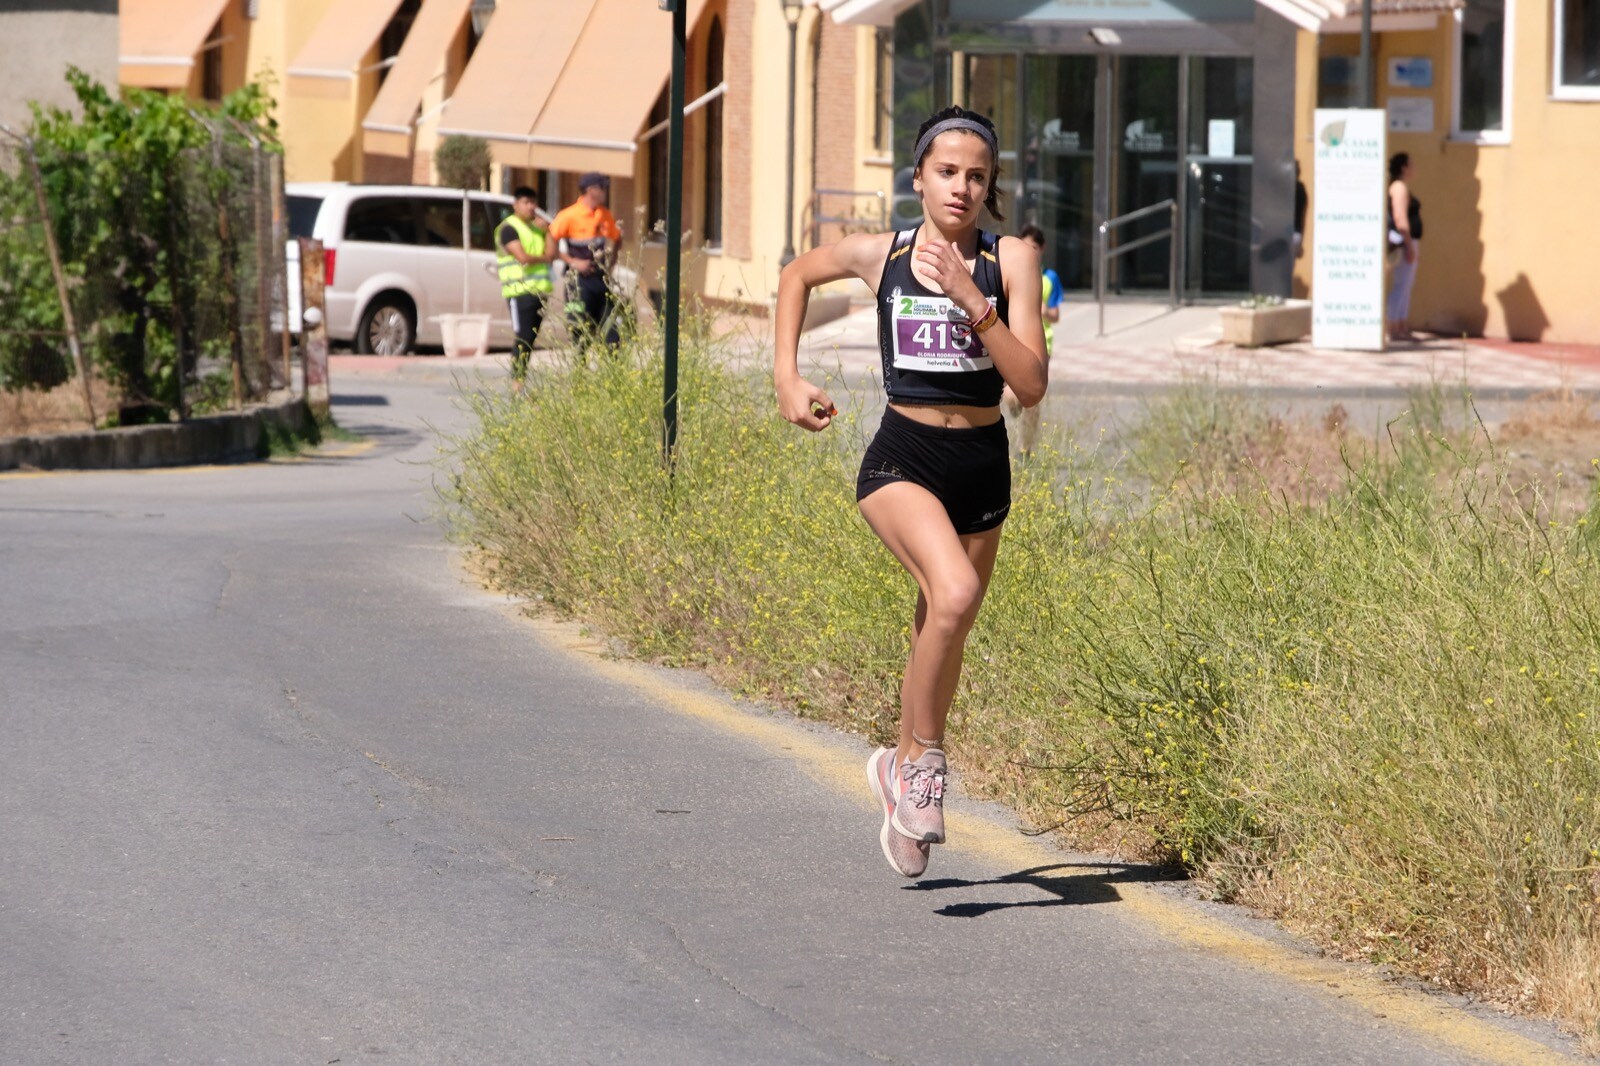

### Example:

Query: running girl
xmin=772 ymin=107 xmax=1048 ymax=878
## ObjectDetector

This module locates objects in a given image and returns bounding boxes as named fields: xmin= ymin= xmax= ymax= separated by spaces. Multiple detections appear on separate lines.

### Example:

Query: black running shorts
xmin=855 ymin=406 xmax=1011 ymax=535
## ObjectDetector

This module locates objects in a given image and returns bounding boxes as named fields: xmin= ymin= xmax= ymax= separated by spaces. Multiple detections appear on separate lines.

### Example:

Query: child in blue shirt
xmin=1003 ymin=224 xmax=1061 ymax=455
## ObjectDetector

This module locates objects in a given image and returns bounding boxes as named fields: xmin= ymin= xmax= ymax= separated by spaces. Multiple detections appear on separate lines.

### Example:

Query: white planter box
xmin=437 ymin=313 xmax=491 ymax=359
xmin=1219 ymin=299 xmax=1312 ymax=348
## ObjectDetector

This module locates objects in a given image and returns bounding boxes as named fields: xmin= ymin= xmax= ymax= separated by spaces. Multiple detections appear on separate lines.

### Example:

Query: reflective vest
xmin=497 ymin=214 xmax=553 ymax=298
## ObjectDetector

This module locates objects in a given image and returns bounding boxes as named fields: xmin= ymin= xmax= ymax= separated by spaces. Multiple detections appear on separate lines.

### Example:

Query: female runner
xmin=772 ymin=107 xmax=1048 ymax=878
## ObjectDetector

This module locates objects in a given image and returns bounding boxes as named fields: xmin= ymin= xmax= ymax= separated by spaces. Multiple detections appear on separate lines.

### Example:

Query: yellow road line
xmin=0 ymin=464 xmax=238 ymax=480
xmin=514 ymin=609 xmax=1581 ymax=1066
xmin=311 ymin=439 xmax=377 ymax=459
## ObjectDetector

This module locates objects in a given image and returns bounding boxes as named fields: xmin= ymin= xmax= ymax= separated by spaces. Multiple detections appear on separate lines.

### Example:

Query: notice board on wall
xmin=1311 ymin=109 xmax=1387 ymax=351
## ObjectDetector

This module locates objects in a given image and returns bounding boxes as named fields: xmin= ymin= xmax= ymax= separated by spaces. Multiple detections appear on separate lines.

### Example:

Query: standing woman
xmin=772 ymin=107 xmax=1048 ymax=878
xmin=1386 ymin=152 xmax=1423 ymax=342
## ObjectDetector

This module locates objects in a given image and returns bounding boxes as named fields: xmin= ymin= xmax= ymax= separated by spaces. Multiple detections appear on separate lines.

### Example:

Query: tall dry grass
xmin=445 ymin=324 xmax=1600 ymax=1046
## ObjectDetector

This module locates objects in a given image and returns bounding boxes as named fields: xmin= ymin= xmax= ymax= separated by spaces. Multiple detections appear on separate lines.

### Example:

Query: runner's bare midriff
xmin=888 ymin=402 xmax=1002 ymax=429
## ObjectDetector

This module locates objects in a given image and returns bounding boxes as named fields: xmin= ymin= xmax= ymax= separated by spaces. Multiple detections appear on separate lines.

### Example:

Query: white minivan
xmin=286 ymin=183 xmax=520 ymax=354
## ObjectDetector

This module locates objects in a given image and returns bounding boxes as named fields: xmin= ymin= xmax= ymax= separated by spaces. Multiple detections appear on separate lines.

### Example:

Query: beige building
xmin=114 ymin=0 xmax=896 ymax=314
xmin=1 ymin=0 xmax=117 ymax=134
xmin=1285 ymin=0 xmax=1600 ymax=341
xmin=836 ymin=0 xmax=1599 ymax=343
xmin=115 ymin=0 xmax=1600 ymax=341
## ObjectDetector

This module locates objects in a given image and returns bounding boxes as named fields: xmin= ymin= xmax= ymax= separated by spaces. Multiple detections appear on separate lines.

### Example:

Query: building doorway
xmin=964 ymin=50 xmax=1255 ymax=300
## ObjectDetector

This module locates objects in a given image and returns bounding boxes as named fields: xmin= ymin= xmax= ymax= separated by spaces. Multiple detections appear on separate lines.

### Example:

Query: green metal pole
xmin=663 ymin=0 xmax=687 ymax=463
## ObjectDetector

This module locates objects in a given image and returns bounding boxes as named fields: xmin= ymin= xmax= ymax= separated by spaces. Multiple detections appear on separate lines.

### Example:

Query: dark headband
xmin=912 ymin=118 xmax=999 ymax=170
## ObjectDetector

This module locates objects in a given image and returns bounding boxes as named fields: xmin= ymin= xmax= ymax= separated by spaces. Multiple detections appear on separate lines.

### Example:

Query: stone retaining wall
xmin=0 ymin=398 xmax=313 ymax=472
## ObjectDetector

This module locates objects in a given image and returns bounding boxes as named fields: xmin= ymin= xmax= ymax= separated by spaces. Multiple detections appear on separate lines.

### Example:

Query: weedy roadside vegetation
xmin=445 ymin=317 xmax=1600 ymax=1047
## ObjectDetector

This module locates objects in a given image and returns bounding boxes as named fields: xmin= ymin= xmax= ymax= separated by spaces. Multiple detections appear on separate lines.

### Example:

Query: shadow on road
xmin=331 ymin=394 xmax=392 ymax=406
xmin=279 ymin=420 xmax=426 ymax=466
xmin=905 ymin=861 xmax=1182 ymax=918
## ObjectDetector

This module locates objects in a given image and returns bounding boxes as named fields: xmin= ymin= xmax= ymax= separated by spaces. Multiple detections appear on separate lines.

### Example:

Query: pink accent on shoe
xmin=866 ymin=747 xmax=929 ymax=878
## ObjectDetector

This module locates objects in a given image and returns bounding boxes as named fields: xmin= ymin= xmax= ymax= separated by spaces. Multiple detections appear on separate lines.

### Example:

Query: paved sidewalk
xmin=796 ymin=302 xmax=1600 ymax=395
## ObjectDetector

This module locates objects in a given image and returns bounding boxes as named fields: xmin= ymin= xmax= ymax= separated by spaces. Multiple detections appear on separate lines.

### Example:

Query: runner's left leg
xmin=860 ymin=482 xmax=1003 ymax=762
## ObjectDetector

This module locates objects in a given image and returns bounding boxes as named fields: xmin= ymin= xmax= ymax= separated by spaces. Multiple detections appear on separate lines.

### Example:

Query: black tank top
xmin=876 ymin=228 xmax=1008 ymax=407
xmin=1388 ymin=188 xmax=1423 ymax=240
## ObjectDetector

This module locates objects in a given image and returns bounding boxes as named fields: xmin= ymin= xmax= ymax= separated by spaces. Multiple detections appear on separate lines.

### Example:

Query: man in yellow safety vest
xmin=497 ymin=186 xmax=555 ymax=382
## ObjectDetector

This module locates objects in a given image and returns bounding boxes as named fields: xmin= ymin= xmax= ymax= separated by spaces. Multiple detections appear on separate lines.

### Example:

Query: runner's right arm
xmin=773 ymin=232 xmax=893 ymax=432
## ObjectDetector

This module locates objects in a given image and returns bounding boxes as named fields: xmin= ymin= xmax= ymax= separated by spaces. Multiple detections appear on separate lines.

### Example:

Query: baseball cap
xmin=578 ymin=172 xmax=609 ymax=191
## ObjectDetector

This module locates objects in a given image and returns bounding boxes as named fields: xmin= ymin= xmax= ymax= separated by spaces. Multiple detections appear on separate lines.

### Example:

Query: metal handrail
xmin=808 ymin=188 xmax=889 ymax=249
xmin=1095 ymin=197 xmax=1179 ymax=337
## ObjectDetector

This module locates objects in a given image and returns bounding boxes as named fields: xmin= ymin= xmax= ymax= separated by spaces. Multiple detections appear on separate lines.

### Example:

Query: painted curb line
xmin=506 ymin=606 xmax=1584 ymax=1066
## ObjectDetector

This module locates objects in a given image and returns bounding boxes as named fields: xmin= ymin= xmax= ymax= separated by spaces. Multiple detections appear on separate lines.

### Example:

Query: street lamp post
xmin=779 ymin=0 xmax=803 ymax=267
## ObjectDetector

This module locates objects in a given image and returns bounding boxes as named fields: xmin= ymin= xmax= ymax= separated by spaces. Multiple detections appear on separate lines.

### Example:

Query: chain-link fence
xmin=0 ymin=123 xmax=291 ymax=437
xmin=0 ymin=136 xmax=95 ymax=434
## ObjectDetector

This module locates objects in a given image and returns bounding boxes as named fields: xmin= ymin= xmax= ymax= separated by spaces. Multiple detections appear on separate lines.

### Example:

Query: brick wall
xmin=410 ymin=148 xmax=433 ymax=185
xmin=723 ymin=0 xmax=753 ymax=260
xmin=810 ymin=18 xmax=857 ymax=249
xmin=362 ymin=152 xmax=413 ymax=185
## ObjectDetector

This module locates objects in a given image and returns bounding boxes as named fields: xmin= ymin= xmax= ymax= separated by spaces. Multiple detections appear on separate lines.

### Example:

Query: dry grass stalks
xmin=0 ymin=376 xmax=114 ymax=436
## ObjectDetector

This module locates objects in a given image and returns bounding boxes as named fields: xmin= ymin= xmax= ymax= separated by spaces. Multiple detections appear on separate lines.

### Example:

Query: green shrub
xmin=435 ymin=135 xmax=491 ymax=191
xmin=18 ymin=69 xmax=278 ymax=420
xmin=0 ymin=336 xmax=72 ymax=394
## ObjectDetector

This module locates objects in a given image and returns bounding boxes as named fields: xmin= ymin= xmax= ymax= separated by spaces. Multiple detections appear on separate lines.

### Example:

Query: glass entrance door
xmin=1111 ymin=56 xmax=1180 ymax=293
xmin=1185 ymin=57 xmax=1253 ymax=295
xmin=996 ymin=49 xmax=1256 ymax=300
xmin=1021 ymin=56 xmax=1097 ymax=292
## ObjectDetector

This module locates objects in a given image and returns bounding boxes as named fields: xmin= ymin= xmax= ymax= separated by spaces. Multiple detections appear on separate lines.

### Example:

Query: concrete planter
xmin=1219 ymin=299 xmax=1312 ymax=348
xmin=437 ymin=313 xmax=491 ymax=358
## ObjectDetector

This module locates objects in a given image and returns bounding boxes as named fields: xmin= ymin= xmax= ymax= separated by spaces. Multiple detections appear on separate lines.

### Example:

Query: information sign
xmin=1386 ymin=96 xmax=1434 ymax=133
xmin=1311 ymin=109 xmax=1387 ymax=351
xmin=1207 ymin=119 xmax=1236 ymax=158
xmin=1388 ymin=57 xmax=1433 ymax=88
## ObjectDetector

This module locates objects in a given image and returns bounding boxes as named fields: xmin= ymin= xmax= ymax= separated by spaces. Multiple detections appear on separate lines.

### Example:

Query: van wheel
xmin=357 ymin=296 xmax=415 ymax=355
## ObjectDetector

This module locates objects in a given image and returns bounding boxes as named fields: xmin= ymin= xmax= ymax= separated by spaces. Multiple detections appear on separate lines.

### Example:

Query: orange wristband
xmin=971 ymin=304 xmax=999 ymax=334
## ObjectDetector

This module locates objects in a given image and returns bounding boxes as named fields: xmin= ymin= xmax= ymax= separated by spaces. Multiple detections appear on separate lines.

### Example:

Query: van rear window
xmin=287 ymin=195 xmax=323 ymax=238
xmin=344 ymin=197 xmax=418 ymax=244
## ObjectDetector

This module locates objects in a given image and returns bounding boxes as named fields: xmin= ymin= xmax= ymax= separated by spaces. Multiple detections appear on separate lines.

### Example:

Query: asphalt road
xmin=0 ymin=373 xmax=1581 ymax=1065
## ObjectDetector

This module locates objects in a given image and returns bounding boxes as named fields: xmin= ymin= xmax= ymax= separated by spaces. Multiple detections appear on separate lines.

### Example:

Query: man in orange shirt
xmin=549 ymin=172 xmax=624 ymax=349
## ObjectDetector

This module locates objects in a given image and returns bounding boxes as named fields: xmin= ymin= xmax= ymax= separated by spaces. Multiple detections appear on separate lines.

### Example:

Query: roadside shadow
xmin=279 ymin=421 xmax=424 ymax=466
xmin=332 ymin=422 xmax=420 ymax=447
xmin=331 ymin=394 xmax=391 ymax=406
xmin=905 ymin=861 xmax=1182 ymax=918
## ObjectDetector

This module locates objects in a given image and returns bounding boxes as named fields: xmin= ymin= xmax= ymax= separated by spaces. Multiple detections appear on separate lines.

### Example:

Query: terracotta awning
xmin=119 ymin=0 xmax=232 ymax=89
xmin=288 ymin=0 xmax=407 ymax=99
xmin=514 ymin=0 xmax=711 ymax=176
xmin=362 ymin=0 xmax=473 ymax=157
xmin=434 ymin=0 xmax=596 ymax=164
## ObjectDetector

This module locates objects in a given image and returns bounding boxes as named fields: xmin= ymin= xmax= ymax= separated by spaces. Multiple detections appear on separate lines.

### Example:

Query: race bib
xmin=889 ymin=292 xmax=995 ymax=373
